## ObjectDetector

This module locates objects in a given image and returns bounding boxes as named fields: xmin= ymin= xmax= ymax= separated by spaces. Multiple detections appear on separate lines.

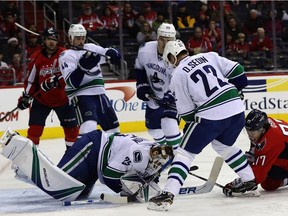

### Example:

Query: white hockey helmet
xmin=163 ymin=39 xmax=188 ymax=67
xmin=157 ymin=23 xmax=176 ymax=40
xmin=68 ymin=24 xmax=87 ymax=43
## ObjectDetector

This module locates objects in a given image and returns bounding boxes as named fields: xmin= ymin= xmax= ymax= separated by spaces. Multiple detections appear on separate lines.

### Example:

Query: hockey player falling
xmin=0 ymin=128 xmax=173 ymax=202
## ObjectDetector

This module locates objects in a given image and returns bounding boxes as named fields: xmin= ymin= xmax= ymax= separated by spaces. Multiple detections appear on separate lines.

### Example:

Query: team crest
xmin=133 ymin=150 xmax=142 ymax=163
xmin=256 ymin=139 xmax=266 ymax=151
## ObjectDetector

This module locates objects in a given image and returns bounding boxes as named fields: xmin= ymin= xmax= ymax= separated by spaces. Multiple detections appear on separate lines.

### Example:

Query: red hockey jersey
xmin=24 ymin=47 xmax=68 ymax=107
xmin=251 ymin=117 xmax=288 ymax=184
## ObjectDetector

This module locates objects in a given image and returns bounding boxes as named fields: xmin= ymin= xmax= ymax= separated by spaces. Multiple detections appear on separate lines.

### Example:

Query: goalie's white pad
xmin=0 ymin=127 xmax=85 ymax=201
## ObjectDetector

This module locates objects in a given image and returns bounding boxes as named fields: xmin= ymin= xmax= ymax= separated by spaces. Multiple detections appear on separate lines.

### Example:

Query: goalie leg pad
xmin=0 ymin=128 xmax=85 ymax=201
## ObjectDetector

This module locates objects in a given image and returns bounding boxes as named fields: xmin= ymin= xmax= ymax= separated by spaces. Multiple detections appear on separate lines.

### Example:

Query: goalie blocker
xmin=0 ymin=127 xmax=85 ymax=201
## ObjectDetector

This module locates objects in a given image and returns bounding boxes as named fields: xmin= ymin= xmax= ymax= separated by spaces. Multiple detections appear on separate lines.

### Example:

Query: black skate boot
xmin=147 ymin=191 xmax=174 ymax=211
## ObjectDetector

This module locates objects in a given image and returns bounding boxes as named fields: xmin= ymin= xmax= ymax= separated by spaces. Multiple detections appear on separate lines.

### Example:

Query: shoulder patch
xmin=133 ymin=150 xmax=143 ymax=163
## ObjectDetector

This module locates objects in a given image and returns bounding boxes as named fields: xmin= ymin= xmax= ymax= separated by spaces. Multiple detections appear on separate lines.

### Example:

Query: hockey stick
xmin=63 ymin=157 xmax=223 ymax=206
xmin=178 ymin=156 xmax=224 ymax=195
xmin=15 ymin=22 xmax=110 ymax=60
xmin=100 ymin=158 xmax=173 ymax=204
xmin=188 ymin=162 xmax=260 ymax=197
xmin=188 ymin=166 xmax=224 ymax=189
xmin=0 ymin=107 xmax=18 ymax=122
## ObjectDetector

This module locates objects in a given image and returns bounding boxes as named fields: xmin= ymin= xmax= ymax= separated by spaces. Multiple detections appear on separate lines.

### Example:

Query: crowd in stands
xmin=1 ymin=0 xmax=288 ymax=86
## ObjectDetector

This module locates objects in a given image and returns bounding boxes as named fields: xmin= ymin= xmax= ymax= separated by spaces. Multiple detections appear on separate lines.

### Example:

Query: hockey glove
xmin=149 ymin=145 xmax=174 ymax=170
xmin=105 ymin=48 xmax=121 ymax=64
xmin=40 ymin=75 xmax=59 ymax=92
xmin=158 ymin=91 xmax=176 ymax=109
xmin=245 ymin=150 xmax=255 ymax=164
xmin=17 ymin=92 xmax=31 ymax=110
xmin=78 ymin=51 xmax=101 ymax=71
xmin=136 ymin=83 xmax=152 ymax=101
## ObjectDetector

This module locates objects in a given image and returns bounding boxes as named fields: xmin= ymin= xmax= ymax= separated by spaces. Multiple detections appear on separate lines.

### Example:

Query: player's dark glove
xmin=105 ymin=48 xmax=121 ymax=64
xmin=78 ymin=51 xmax=101 ymax=71
xmin=40 ymin=75 xmax=59 ymax=92
xmin=136 ymin=83 xmax=152 ymax=101
xmin=239 ymin=90 xmax=244 ymax=100
xmin=17 ymin=92 xmax=31 ymax=110
xmin=158 ymin=91 xmax=176 ymax=109
xmin=245 ymin=150 xmax=255 ymax=164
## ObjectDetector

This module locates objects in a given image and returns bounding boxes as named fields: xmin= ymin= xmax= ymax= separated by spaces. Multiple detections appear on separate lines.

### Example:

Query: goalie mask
xmin=68 ymin=24 xmax=87 ymax=43
xmin=163 ymin=39 xmax=188 ymax=67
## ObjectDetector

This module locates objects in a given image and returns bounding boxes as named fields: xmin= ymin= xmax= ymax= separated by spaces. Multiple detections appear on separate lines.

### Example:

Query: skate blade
xmin=147 ymin=202 xmax=169 ymax=211
xmin=232 ymin=189 xmax=260 ymax=197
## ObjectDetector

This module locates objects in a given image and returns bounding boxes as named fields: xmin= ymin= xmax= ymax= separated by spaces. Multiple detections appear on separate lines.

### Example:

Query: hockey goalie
xmin=0 ymin=127 xmax=173 ymax=202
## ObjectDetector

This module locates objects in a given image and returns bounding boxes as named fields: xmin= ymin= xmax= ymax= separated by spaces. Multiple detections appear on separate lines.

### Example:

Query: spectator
xmin=176 ymin=2 xmax=195 ymax=29
xmin=134 ymin=13 xmax=147 ymax=34
xmin=243 ymin=9 xmax=263 ymax=37
xmin=152 ymin=12 xmax=168 ymax=32
xmin=78 ymin=3 xmax=103 ymax=33
xmin=9 ymin=52 xmax=24 ymax=83
xmin=186 ymin=26 xmax=212 ymax=55
xmin=122 ymin=2 xmax=138 ymax=37
xmin=4 ymin=37 xmax=22 ymax=64
xmin=142 ymin=2 xmax=157 ymax=27
xmin=136 ymin=21 xmax=157 ymax=44
xmin=225 ymin=16 xmax=243 ymax=42
xmin=249 ymin=27 xmax=273 ymax=53
xmin=263 ymin=9 xmax=283 ymax=37
xmin=0 ymin=11 xmax=19 ymax=37
xmin=0 ymin=50 xmax=8 ymax=68
xmin=235 ymin=32 xmax=250 ymax=59
xmin=100 ymin=5 xmax=118 ymax=35
xmin=217 ymin=32 xmax=238 ymax=56
xmin=203 ymin=19 xmax=221 ymax=49
xmin=1 ymin=0 xmax=20 ymax=22
xmin=25 ymin=33 xmax=41 ymax=60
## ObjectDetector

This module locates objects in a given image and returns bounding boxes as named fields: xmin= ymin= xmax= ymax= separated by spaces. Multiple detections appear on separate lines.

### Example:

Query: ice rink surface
xmin=0 ymin=130 xmax=288 ymax=216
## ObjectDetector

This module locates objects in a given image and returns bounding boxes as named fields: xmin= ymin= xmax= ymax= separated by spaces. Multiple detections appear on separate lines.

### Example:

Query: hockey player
xmin=229 ymin=109 xmax=288 ymax=192
xmin=148 ymin=39 xmax=257 ymax=211
xmin=59 ymin=24 xmax=121 ymax=136
xmin=17 ymin=27 xmax=79 ymax=149
xmin=0 ymin=127 xmax=173 ymax=201
xmin=134 ymin=23 xmax=182 ymax=148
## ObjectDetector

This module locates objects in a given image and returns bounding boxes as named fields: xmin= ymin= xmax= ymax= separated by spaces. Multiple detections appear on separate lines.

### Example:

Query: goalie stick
xmin=101 ymin=156 xmax=224 ymax=204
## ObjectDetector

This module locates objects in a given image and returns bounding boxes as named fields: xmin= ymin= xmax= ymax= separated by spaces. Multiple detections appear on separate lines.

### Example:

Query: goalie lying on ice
xmin=0 ymin=127 xmax=173 ymax=202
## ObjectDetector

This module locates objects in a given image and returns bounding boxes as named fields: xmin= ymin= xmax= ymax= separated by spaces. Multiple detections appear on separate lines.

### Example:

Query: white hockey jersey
xmin=59 ymin=43 xmax=108 ymax=99
xmin=135 ymin=41 xmax=175 ymax=109
xmin=97 ymin=132 xmax=157 ymax=184
xmin=170 ymin=52 xmax=245 ymax=121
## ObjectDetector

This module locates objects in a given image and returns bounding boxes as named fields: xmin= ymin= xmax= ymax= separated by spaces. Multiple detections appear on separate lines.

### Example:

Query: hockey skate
xmin=147 ymin=191 xmax=174 ymax=211
xmin=223 ymin=178 xmax=260 ymax=197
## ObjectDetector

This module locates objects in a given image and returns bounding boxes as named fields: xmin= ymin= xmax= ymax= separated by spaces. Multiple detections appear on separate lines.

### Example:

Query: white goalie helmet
xmin=157 ymin=23 xmax=176 ymax=40
xmin=163 ymin=39 xmax=188 ymax=67
xmin=68 ymin=24 xmax=87 ymax=43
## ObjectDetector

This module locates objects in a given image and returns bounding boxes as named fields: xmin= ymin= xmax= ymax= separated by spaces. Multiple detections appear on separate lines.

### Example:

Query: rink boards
xmin=0 ymin=75 xmax=288 ymax=139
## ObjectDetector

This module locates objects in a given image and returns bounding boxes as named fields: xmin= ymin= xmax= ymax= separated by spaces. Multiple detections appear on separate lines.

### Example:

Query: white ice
xmin=1 ymin=131 xmax=288 ymax=216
